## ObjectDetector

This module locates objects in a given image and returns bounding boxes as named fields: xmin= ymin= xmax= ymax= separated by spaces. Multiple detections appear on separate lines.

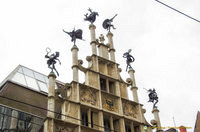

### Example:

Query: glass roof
xmin=0 ymin=65 xmax=60 ymax=93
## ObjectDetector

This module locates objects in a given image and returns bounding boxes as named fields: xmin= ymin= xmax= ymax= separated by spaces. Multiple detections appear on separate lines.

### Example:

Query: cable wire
xmin=155 ymin=0 xmax=200 ymax=23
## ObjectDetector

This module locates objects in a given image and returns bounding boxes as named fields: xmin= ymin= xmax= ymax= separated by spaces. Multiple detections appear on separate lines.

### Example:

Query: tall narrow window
xmin=125 ymin=123 xmax=131 ymax=132
xmin=81 ymin=109 xmax=88 ymax=126
xmin=113 ymin=119 xmax=120 ymax=132
xmin=100 ymin=78 xmax=106 ymax=91
xmin=18 ymin=112 xmax=32 ymax=130
xmin=0 ymin=106 xmax=12 ymax=130
xmin=104 ymin=117 xmax=111 ymax=132
xmin=134 ymin=126 xmax=140 ymax=132
xmin=91 ymin=111 xmax=93 ymax=128
xmin=109 ymin=81 xmax=115 ymax=94
xmin=91 ymin=111 xmax=98 ymax=129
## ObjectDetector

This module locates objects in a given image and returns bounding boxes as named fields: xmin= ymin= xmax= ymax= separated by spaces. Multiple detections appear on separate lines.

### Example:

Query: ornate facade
xmin=44 ymin=23 xmax=154 ymax=132
xmin=0 ymin=18 xmax=162 ymax=132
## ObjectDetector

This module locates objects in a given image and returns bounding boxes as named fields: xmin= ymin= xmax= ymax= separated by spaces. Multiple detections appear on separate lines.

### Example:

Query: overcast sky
xmin=0 ymin=0 xmax=200 ymax=131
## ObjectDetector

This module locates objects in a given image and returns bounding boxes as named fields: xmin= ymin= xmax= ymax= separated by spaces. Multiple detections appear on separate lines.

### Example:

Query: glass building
xmin=0 ymin=65 xmax=62 ymax=132
xmin=1 ymin=65 xmax=50 ymax=93
xmin=0 ymin=104 xmax=43 ymax=132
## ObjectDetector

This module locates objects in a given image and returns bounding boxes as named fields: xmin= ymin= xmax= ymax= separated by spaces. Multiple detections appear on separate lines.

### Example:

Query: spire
xmin=89 ymin=24 xmax=97 ymax=55
xmin=128 ymin=68 xmax=139 ymax=103
xmin=107 ymin=32 xmax=116 ymax=62
xmin=71 ymin=45 xmax=79 ymax=82
xmin=151 ymin=108 xmax=162 ymax=131
xmin=44 ymin=72 xmax=56 ymax=132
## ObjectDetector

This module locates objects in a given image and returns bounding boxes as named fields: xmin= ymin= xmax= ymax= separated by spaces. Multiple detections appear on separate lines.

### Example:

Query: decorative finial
xmin=63 ymin=28 xmax=84 ymax=46
xmin=99 ymin=34 xmax=105 ymax=43
xmin=123 ymin=49 xmax=135 ymax=72
xmin=45 ymin=48 xmax=61 ymax=76
xmin=84 ymin=8 xmax=99 ymax=24
xmin=102 ymin=14 xmax=117 ymax=32
xmin=144 ymin=88 xmax=159 ymax=109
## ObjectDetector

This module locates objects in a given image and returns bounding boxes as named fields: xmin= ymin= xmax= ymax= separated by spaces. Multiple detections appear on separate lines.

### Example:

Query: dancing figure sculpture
xmin=147 ymin=88 xmax=159 ymax=109
xmin=102 ymin=14 xmax=117 ymax=32
xmin=84 ymin=8 xmax=99 ymax=24
xmin=63 ymin=28 xmax=83 ymax=45
xmin=123 ymin=49 xmax=135 ymax=72
xmin=45 ymin=48 xmax=61 ymax=76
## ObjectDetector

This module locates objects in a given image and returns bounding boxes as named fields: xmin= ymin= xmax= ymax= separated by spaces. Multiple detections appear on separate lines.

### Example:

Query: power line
xmin=0 ymin=95 xmax=117 ymax=131
xmin=155 ymin=0 xmax=200 ymax=23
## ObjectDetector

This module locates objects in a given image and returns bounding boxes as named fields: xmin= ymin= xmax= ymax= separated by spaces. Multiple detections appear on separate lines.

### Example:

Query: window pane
xmin=113 ymin=119 xmax=120 ymax=131
xmin=125 ymin=123 xmax=131 ymax=132
xmin=18 ymin=112 xmax=32 ymax=130
xmin=38 ymin=81 xmax=48 ymax=93
xmin=2 ymin=107 xmax=12 ymax=130
xmin=109 ymin=81 xmax=115 ymax=94
xmin=17 ymin=66 xmax=23 ymax=73
xmin=0 ymin=113 xmax=3 ymax=129
xmin=0 ymin=105 xmax=44 ymax=131
xmin=34 ymin=72 xmax=45 ymax=82
xmin=12 ymin=72 xmax=27 ymax=86
xmin=31 ymin=116 xmax=44 ymax=131
xmin=25 ymin=76 xmax=39 ymax=90
xmin=104 ymin=117 xmax=111 ymax=132
xmin=81 ymin=109 xmax=88 ymax=126
xmin=100 ymin=78 xmax=106 ymax=91
xmin=22 ymin=67 xmax=34 ymax=78
xmin=0 ymin=106 xmax=4 ymax=129
xmin=44 ymin=76 xmax=49 ymax=84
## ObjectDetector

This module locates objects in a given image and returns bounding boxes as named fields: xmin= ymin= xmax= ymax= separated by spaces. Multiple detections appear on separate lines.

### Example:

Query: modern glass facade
xmin=0 ymin=104 xmax=44 ymax=132
xmin=11 ymin=66 xmax=49 ymax=93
